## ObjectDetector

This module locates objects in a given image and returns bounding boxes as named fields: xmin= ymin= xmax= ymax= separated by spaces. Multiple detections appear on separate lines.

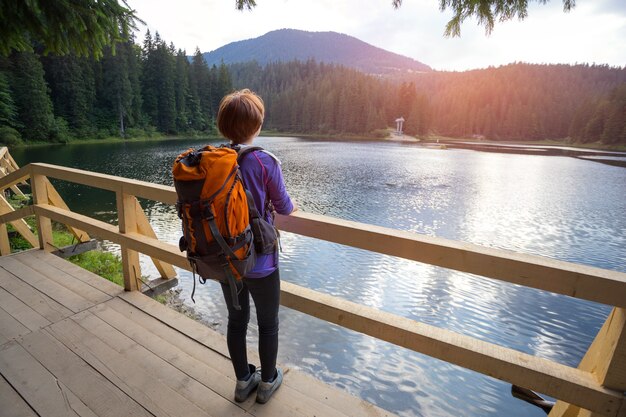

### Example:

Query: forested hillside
xmin=0 ymin=32 xmax=232 ymax=145
xmin=1 ymin=32 xmax=625 ymax=146
xmin=230 ymin=61 xmax=404 ymax=135
xmin=229 ymin=61 xmax=626 ymax=144
xmin=409 ymin=64 xmax=626 ymax=143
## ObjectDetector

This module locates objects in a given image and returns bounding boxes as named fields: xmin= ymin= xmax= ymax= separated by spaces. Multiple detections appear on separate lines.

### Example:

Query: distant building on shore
xmin=395 ymin=117 xmax=405 ymax=135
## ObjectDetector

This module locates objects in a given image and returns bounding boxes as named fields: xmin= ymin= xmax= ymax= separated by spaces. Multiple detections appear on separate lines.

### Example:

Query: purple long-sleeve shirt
xmin=238 ymin=145 xmax=294 ymax=278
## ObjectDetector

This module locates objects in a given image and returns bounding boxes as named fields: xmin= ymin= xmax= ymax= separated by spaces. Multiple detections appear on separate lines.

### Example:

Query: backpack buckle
xmin=203 ymin=206 xmax=214 ymax=220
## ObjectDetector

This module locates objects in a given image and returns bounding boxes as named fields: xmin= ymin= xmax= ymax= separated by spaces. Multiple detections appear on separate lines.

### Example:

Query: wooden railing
xmin=0 ymin=162 xmax=624 ymax=417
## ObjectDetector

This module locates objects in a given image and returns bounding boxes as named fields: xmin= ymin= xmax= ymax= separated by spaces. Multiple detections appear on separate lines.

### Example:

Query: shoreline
xmin=385 ymin=133 xmax=421 ymax=143
xmin=10 ymin=134 xmax=222 ymax=148
xmin=7 ymin=131 xmax=625 ymax=153
xmin=239 ymin=132 xmax=621 ymax=153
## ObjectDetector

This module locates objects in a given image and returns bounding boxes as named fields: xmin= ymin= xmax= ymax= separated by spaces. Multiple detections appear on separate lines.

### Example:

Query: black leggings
xmin=220 ymin=269 xmax=280 ymax=382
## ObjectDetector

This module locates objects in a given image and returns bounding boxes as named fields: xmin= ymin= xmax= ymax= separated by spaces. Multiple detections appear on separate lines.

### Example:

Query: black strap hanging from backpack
xmin=233 ymin=145 xmax=281 ymax=255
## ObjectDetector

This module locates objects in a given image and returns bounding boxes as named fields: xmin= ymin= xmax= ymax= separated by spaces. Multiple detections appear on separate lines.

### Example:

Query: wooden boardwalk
xmin=0 ymin=250 xmax=394 ymax=417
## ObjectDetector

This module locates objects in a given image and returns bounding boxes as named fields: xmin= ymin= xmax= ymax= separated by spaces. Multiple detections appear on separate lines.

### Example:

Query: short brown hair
xmin=217 ymin=89 xmax=265 ymax=144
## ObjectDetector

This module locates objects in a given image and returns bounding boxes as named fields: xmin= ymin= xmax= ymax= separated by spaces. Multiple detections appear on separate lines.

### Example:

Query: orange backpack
xmin=173 ymin=145 xmax=256 ymax=309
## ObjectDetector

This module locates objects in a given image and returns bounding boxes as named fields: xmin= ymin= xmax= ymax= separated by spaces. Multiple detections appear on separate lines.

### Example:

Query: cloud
xmin=589 ymin=0 xmax=626 ymax=14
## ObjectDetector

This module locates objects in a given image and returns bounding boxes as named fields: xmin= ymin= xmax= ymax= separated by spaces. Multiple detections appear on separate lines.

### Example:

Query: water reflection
xmin=11 ymin=137 xmax=626 ymax=417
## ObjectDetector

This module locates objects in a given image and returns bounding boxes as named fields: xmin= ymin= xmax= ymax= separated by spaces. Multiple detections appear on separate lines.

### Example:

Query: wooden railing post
xmin=0 ymin=147 xmax=25 ymax=197
xmin=0 ymin=195 xmax=13 ymax=255
xmin=0 ymin=220 xmax=9 ymax=255
xmin=549 ymin=307 xmax=626 ymax=417
xmin=133 ymin=197 xmax=176 ymax=279
xmin=116 ymin=191 xmax=141 ymax=291
xmin=44 ymin=178 xmax=90 ymax=243
xmin=0 ymin=194 xmax=38 ymax=250
xmin=31 ymin=172 xmax=55 ymax=252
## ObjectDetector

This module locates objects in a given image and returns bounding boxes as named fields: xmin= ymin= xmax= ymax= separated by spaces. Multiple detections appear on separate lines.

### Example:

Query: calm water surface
xmin=12 ymin=137 xmax=626 ymax=417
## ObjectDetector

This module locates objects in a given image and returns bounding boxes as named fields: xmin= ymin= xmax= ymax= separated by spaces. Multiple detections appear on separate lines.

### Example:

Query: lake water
xmin=12 ymin=137 xmax=626 ymax=417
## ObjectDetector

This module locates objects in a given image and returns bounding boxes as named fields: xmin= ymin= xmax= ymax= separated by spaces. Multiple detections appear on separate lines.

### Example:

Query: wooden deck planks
xmin=47 ymin=318 xmax=222 ymax=417
xmin=10 ymin=251 xmax=113 ymax=305
xmin=0 ymin=256 xmax=94 ymax=313
xmin=0 ymin=374 xmax=38 ymax=417
xmin=95 ymin=298 xmax=327 ymax=417
xmin=26 ymin=249 xmax=123 ymax=297
xmin=81 ymin=305 xmax=239 ymax=402
xmin=0 ymin=340 xmax=94 ymax=417
xmin=56 ymin=310 xmax=246 ymax=417
xmin=18 ymin=330 xmax=151 ymax=417
xmin=0 ymin=267 xmax=72 ymax=323
xmin=121 ymin=289 xmax=230 ymax=354
xmin=0 ymin=286 xmax=51 ymax=331
xmin=0 ymin=305 xmax=30 ymax=343
xmin=117 ymin=292 xmax=393 ymax=417
xmin=0 ymin=250 xmax=397 ymax=417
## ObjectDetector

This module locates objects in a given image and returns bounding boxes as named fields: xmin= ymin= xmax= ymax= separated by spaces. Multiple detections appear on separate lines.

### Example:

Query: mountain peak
xmin=202 ymin=29 xmax=431 ymax=75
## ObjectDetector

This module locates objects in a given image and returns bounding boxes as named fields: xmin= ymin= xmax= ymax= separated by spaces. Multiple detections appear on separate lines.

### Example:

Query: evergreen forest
xmin=1 ymin=32 xmax=625 ymax=147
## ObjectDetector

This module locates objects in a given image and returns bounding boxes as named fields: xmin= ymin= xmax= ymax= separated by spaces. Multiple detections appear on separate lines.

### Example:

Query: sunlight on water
xmin=11 ymin=137 xmax=626 ymax=417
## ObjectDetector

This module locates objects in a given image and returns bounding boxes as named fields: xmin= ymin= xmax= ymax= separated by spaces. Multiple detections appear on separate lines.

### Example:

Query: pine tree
xmin=405 ymin=94 xmax=431 ymax=135
xmin=125 ymin=41 xmax=143 ymax=129
xmin=2 ymin=0 xmax=139 ymax=58
xmin=601 ymin=84 xmax=626 ymax=144
xmin=174 ymin=50 xmax=191 ymax=132
xmin=217 ymin=62 xmax=233 ymax=101
xmin=98 ymin=42 xmax=134 ymax=136
xmin=154 ymin=39 xmax=176 ymax=133
xmin=189 ymin=49 xmax=211 ymax=130
xmin=397 ymin=82 xmax=417 ymax=120
xmin=569 ymin=100 xmax=596 ymax=142
xmin=41 ymin=53 xmax=95 ymax=135
xmin=9 ymin=51 xmax=55 ymax=142
xmin=0 ymin=71 xmax=18 ymax=128
xmin=141 ymin=30 xmax=158 ymax=126
xmin=583 ymin=100 xmax=609 ymax=143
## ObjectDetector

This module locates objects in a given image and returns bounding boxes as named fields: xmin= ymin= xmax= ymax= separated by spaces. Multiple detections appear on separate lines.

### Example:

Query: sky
xmin=127 ymin=0 xmax=626 ymax=71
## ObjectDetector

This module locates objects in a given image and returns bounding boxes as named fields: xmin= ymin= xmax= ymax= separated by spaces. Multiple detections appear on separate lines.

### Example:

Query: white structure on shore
xmin=395 ymin=117 xmax=405 ymax=135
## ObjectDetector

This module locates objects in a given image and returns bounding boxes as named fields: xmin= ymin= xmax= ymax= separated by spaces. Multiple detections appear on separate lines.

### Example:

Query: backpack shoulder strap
xmin=237 ymin=146 xmax=281 ymax=166
xmin=236 ymin=145 xmax=264 ymax=163
xmin=234 ymin=146 xmax=278 ymax=217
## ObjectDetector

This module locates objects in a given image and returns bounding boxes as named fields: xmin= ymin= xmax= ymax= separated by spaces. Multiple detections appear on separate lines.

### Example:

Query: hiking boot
xmin=234 ymin=365 xmax=261 ymax=402
xmin=256 ymin=368 xmax=283 ymax=404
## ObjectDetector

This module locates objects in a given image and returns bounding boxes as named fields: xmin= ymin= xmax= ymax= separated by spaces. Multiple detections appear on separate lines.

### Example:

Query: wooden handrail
xmin=0 ymin=205 xmax=34 ymax=223
xmin=25 ymin=162 xmax=626 ymax=308
xmin=0 ymin=162 xmax=623 ymax=416
xmin=275 ymin=212 xmax=626 ymax=309
xmin=281 ymin=282 xmax=623 ymax=415
xmin=0 ymin=165 xmax=30 ymax=192
xmin=30 ymin=163 xmax=177 ymax=204
xmin=0 ymin=163 xmax=175 ymax=283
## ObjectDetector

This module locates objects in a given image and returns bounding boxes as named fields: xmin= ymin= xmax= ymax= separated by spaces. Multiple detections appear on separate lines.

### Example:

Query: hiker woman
xmin=216 ymin=88 xmax=296 ymax=404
